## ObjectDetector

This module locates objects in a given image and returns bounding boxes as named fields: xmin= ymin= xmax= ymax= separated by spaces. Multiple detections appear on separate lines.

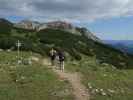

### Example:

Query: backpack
xmin=58 ymin=52 xmax=65 ymax=61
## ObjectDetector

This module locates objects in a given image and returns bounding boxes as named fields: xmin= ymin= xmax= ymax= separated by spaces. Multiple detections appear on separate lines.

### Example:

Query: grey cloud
xmin=0 ymin=0 xmax=133 ymax=22
xmin=29 ymin=0 xmax=83 ymax=12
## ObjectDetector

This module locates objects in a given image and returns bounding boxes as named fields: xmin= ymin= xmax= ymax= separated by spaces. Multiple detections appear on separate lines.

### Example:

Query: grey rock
xmin=14 ymin=20 xmax=101 ymax=42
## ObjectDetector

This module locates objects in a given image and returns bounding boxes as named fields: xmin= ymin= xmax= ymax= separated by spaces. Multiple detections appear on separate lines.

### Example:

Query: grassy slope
xmin=0 ymin=51 xmax=74 ymax=100
xmin=1 ymin=19 xmax=133 ymax=100
xmin=66 ymin=56 xmax=133 ymax=100
xmin=0 ymin=20 xmax=133 ymax=68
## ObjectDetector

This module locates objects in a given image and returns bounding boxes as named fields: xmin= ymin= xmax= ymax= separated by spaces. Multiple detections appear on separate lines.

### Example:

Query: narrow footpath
xmin=42 ymin=59 xmax=90 ymax=100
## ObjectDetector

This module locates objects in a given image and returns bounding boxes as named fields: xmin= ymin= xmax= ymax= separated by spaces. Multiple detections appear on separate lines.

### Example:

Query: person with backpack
xmin=49 ymin=48 xmax=57 ymax=66
xmin=57 ymin=49 xmax=65 ymax=71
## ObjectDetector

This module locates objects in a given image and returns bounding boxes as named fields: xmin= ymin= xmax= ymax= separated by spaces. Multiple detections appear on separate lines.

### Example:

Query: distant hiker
xmin=49 ymin=48 xmax=57 ymax=66
xmin=57 ymin=49 xmax=65 ymax=71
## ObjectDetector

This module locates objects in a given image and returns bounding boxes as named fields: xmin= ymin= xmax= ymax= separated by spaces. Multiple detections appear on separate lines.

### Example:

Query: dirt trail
xmin=42 ymin=59 xmax=90 ymax=100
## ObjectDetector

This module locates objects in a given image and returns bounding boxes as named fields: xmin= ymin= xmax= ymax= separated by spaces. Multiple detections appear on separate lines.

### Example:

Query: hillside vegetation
xmin=0 ymin=19 xmax=133 ymax=69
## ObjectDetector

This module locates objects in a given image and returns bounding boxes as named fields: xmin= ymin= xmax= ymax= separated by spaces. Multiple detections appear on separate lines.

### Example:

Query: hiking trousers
xmin=60 ymin=61 xmax=64 ymax=71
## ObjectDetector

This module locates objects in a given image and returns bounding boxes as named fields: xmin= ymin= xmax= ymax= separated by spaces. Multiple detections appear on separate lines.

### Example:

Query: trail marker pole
xmin=16 ymin=40 xmax=22 ymax=64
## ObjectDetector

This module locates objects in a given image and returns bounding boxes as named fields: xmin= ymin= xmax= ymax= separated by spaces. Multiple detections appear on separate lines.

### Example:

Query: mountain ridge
xmin=0 ymin=18 xmax=133 ymax=69
xmin=14 ymin=19 xmax=101 ymax=42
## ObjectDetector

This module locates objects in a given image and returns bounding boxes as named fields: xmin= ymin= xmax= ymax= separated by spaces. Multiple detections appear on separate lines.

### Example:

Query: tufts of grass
xmin=0 ymin=51 xmax=74 ymax=100
xmin=66 ymin=56 xmax=133 ymax=100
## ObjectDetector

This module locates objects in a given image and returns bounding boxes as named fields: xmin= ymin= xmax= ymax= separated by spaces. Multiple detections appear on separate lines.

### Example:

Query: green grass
xmin=66 ymin=56 xmax=133 ymax=100
xmin=1 ymin=21 xmax=133 ymax=69
xmin=0 ymin=51 xmax=74 ymax=100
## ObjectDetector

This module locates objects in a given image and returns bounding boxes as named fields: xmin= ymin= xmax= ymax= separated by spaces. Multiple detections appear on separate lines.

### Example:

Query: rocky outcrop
xmin=14 ymin=20 xmax=101 ymax=42
xmin=14 ymin=20 xmax=40 ymax=30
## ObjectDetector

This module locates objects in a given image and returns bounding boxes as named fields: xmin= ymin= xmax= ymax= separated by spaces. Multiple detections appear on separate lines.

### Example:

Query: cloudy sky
xmin=0 ymin=0 xmax=133 ymax=40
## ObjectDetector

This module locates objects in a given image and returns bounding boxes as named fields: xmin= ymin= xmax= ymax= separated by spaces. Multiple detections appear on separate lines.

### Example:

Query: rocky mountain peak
xmin=46 ymin=21 xmax=73 ymax=29
xmin=14 ymin=19 xmax=101 ymax=42
xmin=15 ymin=20 xmax=40 ymax=30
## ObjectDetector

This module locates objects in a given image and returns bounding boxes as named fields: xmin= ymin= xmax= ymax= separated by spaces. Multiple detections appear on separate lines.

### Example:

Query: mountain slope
xmin=0 ymin=18 xmax=13 ymax=35
xmin=0 ymin=19 xmax=133 ymax=69
xmin=37 ymin=28 xmax=133 ymax=69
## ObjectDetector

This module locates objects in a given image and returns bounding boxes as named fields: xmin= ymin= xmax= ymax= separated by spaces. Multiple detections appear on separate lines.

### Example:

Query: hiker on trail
xmin=49 ymin=48 xmax=57 ymax=66
xmin=57 ymin=49 xmax=65 ymax=71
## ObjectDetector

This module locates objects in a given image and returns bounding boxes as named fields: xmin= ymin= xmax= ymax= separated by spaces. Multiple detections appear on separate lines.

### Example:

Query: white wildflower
xmin=89 ymin=86 xmax=93 ymax=89
xmin=101 ymin=92 xmax=106 ymax=96
xmin=88 ymin=83 xmax=93 ymax=89
xmin=108 ymin=89 xmax=115 ymax=93
xmin=95 ymin=89 xmax=99 ymax=93
xmin=100 ymin=89 xmax=103 ymax=92
xmin=16 ymin=80 xmax=19 ymax=82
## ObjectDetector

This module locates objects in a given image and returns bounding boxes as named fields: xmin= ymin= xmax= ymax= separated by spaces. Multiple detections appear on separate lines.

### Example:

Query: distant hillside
xmin=0 ymin=18 xmax=133 ymax=69
xmin=104 ymin=40 xmax=133 ymax=54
